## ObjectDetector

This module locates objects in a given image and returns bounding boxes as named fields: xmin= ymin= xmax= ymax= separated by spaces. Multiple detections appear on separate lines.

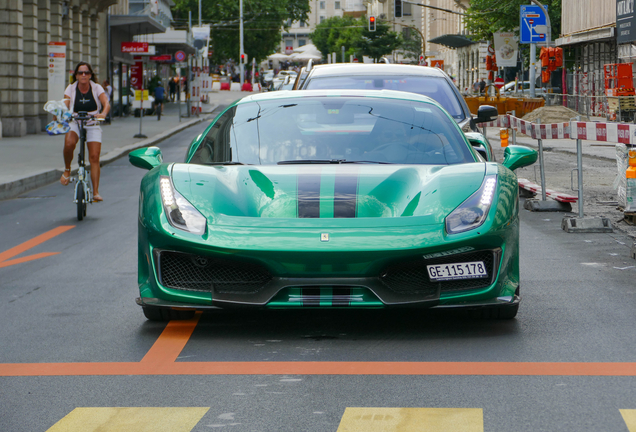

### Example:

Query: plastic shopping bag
xmin=43 ymin=100 xmax=72 ymax=135
xmin=45 ymin=120 xmax=70 ymax=135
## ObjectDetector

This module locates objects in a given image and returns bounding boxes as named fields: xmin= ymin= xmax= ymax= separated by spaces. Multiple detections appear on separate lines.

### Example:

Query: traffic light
xmin=240 ymin=53 xmax=246 ymax=64
xmin=395 ymin=0 xmax=402 ymax=18
xmin=368 ymin=16 xmax=376 ymax=32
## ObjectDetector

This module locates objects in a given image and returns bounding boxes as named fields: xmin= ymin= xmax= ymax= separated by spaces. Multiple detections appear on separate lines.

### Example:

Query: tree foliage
xmin=171 ymin=0 xmax=310 ymax=64
xmin=464 ymin=0 xmax=561 ymax=42
xmin=310 ymin=17 xmax=402 ymax=62
xmin=310 ymin=16 xmax=361 ymax=61
xmin=397 ymin=28 xmax=422 ymax=62
xmin=355 ymin=19 xmax=403 ymax=62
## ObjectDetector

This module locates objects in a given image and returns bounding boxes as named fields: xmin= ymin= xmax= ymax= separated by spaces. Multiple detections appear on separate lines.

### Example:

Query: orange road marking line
xmin=0 ymin=225 xmax=74 ymax=268
xmin=140 ymin=313 xmax=201 ymax=365
xmin=0 ymin=252 xmax=60 ymax=269
xmin=2 ymin=361 xmax=636 ymax=377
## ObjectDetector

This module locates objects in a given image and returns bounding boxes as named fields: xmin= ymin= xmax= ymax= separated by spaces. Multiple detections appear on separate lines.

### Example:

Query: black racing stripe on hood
xmin=334 ymin=166 xmax=359 ymax=218
xmin=297 ymin=171 xmax=321 ymax=218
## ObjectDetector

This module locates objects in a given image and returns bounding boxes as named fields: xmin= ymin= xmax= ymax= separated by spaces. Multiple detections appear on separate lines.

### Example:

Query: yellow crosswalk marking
xmin=337 ymin=407 xmax=483 ymax=432
xmin=621 ymin=410 xmax=636 ymax=432
xmin=46 ymin=407 xmax=209 ymax=432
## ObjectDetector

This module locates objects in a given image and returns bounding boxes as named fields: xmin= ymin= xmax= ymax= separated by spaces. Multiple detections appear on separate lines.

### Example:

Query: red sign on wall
xmin=121 ymin=42 xmax=149 ymax=53
xmin=149 ymin=55 xmax=172 ymax=62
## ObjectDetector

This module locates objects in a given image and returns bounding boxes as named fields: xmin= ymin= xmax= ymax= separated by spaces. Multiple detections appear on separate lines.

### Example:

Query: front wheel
xmin=76 ymin=182 xmax=86 ymax=221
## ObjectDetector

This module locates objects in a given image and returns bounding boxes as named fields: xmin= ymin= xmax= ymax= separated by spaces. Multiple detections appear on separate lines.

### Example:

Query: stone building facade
xmin=0 ymin=0 xmax=114 ymax=137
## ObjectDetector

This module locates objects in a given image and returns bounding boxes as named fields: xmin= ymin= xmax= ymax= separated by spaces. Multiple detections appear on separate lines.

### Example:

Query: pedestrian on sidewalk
xmin=169 ymin=77 xmax=177 ymax=102
xmin=60 ymin=61 xmax=110 ymax=202
xmin=102 ymin=79 xmax=113 ymax=124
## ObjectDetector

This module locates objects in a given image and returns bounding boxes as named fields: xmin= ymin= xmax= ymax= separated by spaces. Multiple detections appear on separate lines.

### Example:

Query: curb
xmin=0 ymin=105 xmax=218 ymax=201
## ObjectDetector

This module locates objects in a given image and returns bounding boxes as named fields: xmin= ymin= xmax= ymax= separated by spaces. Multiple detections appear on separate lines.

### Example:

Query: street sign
xmin=494 ymin=77 xmax=505 ymax=89
xmin=47 ymin=42 xmax=66 ymax=102
xmin=430 ymin=59 xmax=444 ymax=70
xmin=618 ymin=0 xmax=636 ymax=43
xmin=134 ymin=90 xmax=149 ymax=101
xmin=175 ymin=51 xmax=186 ymax=62
xmin=520 ymin=5 xmax=548 ymax=43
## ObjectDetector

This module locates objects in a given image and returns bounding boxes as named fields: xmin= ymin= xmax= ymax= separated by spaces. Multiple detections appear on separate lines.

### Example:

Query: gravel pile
xmin=522 ymin=105 xmax=589 ymax=123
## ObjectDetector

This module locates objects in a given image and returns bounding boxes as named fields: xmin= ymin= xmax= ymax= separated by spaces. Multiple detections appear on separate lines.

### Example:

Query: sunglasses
xmin=77 ymin=71 xmax=92 ymax=76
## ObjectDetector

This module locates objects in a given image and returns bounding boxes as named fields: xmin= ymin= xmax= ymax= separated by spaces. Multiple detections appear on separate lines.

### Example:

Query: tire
xmin=142 ymin=306 xmax=196 ymax=321
xmin=76 ymin=182 xmax=85 ymax=221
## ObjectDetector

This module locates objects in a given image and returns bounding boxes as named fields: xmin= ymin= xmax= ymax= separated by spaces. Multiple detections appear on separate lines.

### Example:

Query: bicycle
xmin=72 ymin=111 xmax=104 ymax=221
xmin=155 ymin=99 xmax=163 ymax=121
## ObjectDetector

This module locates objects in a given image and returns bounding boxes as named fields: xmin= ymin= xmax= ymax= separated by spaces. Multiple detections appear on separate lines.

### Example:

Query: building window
xmin=335 ymin=1 xmax=340 ymax=9
xmin=320 ymin=0 xmax=325 ymax=9
xmin=320 ymin=15 xmax=325 ymax=23
xmin=299 ymin=39 xmax=306 ymax=46
xmin=403 ymin=2 xmax=411 ymax=16
xmin=402 ymin=28 xmax=411 ymax=39
xmin=300 ymin=21 xmax=305 ymax=27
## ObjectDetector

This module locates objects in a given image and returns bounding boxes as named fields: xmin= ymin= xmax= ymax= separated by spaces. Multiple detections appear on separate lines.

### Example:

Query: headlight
xmin=160 ymin=176 xmax=207 ymax=235
xmin=445 ymin=175 xmax=497 ymax=234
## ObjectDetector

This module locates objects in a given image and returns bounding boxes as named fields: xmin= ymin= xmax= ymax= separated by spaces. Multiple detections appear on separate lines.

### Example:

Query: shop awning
xmin=109 ymin=15 xmax=167 ymax=35
xmin=428 ymin=34 xmax=475 ymax=49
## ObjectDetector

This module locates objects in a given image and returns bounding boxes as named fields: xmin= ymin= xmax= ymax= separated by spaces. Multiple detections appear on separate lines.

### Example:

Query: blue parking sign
xmin=520 ymin=5 xmax=548 ymax=44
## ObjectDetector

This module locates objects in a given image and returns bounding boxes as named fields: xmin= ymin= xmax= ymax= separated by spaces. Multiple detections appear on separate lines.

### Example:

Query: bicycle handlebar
xmin=73 ymin=112 xmax=106 ymax=123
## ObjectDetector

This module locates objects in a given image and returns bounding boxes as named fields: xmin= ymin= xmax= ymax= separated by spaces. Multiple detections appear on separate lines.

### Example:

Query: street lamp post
xmin=528 ymin=0 xmax=550 ymax=98
xmin=239 ymin=0 xmax=244 ymax=85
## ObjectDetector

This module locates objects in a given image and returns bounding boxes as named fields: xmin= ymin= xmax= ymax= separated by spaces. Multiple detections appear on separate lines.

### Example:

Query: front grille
xmin=379 ymin=250 xmax=497 ymax=294
xmin=157 ymin=251 xmax=272 ymax=294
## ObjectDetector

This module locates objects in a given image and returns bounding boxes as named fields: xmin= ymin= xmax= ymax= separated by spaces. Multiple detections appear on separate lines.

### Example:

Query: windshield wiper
xmin=278 ymin=159 xmax=393 ymax=165
xmin=340 ymin=160 xmax=392 ymax=164
xmin=278 ymin=159 xmax=346 ymax=164
xmin=201 ymin=161 xmax=247 ymax=165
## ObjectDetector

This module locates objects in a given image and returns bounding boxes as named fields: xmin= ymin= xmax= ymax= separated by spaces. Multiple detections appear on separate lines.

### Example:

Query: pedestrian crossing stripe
xmin=44 ymin=407 xmax=636 ymax=431
xmin=621 ymin=410 xmax=636 ymax=432
xmin=45 ymin=407 xmax=209 ymax=432
xmin=337 ymin=408 xmax=483 ymax=432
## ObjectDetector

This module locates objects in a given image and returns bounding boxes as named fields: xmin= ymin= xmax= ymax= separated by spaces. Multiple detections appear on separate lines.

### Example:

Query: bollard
xmin=575 ymin=115 xmax=584 ymax=217
xmin=537 ymin=118 xmax=547 ymax=201
xmin=500 ymin=128 xmax=509 ymax=147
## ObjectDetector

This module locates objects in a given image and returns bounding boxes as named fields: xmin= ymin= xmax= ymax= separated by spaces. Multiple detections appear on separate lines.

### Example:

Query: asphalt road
xmin=1 ymin=116 xmax=636 ymax=432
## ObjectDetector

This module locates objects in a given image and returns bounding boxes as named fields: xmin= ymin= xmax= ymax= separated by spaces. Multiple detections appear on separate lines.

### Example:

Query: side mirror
xmin=473 ymin=105 xmax=499 ymax=124
xmin=502 ymin=145 xmax=538 ymax=171
xmin=465 ymin=132 xmax=492 ymax=161
xmin=129 ymin=146 xmax=163 ymax=170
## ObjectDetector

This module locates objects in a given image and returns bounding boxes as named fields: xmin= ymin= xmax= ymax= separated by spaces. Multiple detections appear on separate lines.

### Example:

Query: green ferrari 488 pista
xmin=129 ymin=89 xmax=537 ymax=321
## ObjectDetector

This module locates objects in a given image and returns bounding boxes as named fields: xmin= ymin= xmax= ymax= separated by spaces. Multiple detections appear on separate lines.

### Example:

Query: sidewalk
xmin=0 ymin=91 xmax=244 ymax=200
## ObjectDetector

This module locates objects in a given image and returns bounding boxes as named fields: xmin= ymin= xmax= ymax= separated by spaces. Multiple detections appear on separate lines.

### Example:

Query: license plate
xmin=427 ymin=261 xmax=488 ymax=281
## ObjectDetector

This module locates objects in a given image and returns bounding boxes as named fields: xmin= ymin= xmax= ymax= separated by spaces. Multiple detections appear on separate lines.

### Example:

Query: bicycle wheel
xmin=76 ymin=182 xmax=85 ymax=221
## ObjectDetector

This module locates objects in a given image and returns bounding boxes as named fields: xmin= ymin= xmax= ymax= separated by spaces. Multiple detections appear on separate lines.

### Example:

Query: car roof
xmin=305 ymin=63 xmax=449 ymax=78
xmin=237 ymin=88 xmax=445 ymax=108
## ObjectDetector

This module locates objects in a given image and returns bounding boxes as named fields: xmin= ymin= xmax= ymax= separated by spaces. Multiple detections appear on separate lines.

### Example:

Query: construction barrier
xmin=464 ymin=85 xmax=545 ymax=118
xmin=484 ymin=114 xmax=636 ymax=223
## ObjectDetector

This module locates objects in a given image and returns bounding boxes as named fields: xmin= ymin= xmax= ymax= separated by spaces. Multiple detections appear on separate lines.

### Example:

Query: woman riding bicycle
xmin=60 ymin=61 xmax=110 ymax=202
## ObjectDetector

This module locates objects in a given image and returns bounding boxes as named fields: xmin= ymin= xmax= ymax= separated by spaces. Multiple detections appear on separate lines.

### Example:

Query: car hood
xmin=170 ymin=163 xmax=486 ymax=225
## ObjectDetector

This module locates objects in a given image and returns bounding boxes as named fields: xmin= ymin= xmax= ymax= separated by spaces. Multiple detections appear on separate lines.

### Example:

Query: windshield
xmin=189 ymin=96 xmax=475 ymax=166
xmin=303 ymin=75 xmax=465 ymax=120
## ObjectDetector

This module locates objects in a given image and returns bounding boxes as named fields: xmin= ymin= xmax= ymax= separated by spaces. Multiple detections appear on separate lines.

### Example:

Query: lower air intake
xmin=380 ymin=250 xmax=497 ymax=294
xmin=157 ymin=251 xmax=272 ymax=294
